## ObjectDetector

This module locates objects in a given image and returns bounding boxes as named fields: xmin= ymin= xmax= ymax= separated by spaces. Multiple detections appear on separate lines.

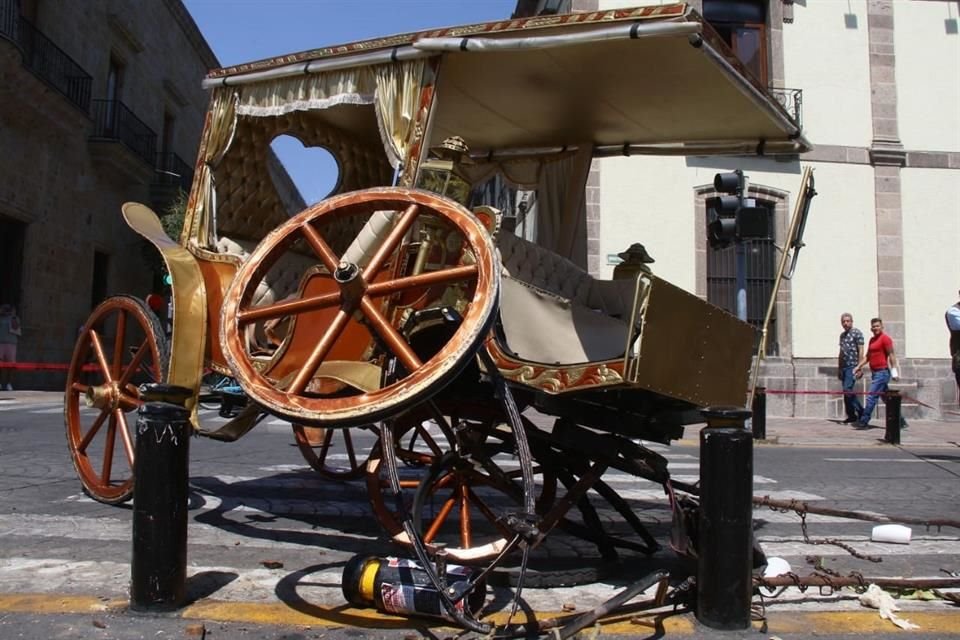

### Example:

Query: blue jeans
xmin=841 ymin=366 xmax=863 ymax=420
xmin=860 ymin=368 xmax=890 ymax=424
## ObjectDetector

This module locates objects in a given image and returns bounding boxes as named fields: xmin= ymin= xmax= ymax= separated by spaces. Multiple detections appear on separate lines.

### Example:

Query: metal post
xmin=130 ymin=383 xmax=192 ymax=611
xmin=751 ymin=387 xmax=766 ymax=440
xmin=884 ymin=389 xmax=902 ymax=445
xmin=697 ymin=407 xmax=753 ymax=631
xmin=735 ymin=242 xmax=747 ymax=322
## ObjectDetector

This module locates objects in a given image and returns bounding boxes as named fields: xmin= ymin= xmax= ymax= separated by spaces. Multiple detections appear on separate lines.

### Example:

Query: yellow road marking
xmin=1 ymin=594 xmax=958 ymax=635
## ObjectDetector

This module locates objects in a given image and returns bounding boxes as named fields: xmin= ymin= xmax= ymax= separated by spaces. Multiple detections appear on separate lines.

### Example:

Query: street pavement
xmin=0 ymin=389 xmax=958 ymax=638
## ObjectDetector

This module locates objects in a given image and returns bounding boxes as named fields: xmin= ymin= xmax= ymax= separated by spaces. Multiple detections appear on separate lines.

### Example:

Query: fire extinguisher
xmin=341 ymin=555 xmax=486 ymax=621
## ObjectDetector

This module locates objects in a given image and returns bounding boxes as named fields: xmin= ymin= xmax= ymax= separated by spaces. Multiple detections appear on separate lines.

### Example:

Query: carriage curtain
xmin=544 ymin=144 xmax=593 ymax=268
xmin=196 ymin=87 xmax=239 ymax=248
xmin=457 ymin=145 xmax=593 ymax=265
xmin=232 ymin=59 xmax=426 ymax=169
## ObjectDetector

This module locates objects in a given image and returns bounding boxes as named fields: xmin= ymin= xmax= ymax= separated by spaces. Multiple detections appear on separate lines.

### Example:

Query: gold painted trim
xmin=484 ymin=337 xmax=624 ymax=394
xmin=122 ymin=203 xmax=208 ymax=420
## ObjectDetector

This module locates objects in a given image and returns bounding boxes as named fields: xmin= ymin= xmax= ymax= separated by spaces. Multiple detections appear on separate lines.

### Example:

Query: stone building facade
xmin=579 ymin=0 xmax=959 ymax=419
xmin=0 ymin=0 xmax=215 ymax=389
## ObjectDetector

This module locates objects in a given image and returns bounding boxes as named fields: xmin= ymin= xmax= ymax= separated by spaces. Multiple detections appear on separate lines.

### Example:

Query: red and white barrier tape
xmin=756 ymin=388 xmax=960 ymax=417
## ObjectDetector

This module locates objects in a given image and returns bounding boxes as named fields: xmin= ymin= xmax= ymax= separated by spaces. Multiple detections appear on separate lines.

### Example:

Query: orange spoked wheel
xmin=64 ymin=296 xmax=169 ymax=504
xmin=291 ymin=423 xmax=377 ymax=480
xmin=367 ymin=410 xmax=557 ymax=564
xmin=220 ymin=187 xmax=500 ymax=427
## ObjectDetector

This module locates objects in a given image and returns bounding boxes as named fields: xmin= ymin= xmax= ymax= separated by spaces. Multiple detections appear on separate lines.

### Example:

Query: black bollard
xmin=696 ymin=407 xmax=753 ymax=631
xmin=130 ymin=383 xmax=192 ymax=611
xmin=751 ymin=387 xmax=767 ymax=440
xmin=884 ymin=389 xmax=902 ymax=445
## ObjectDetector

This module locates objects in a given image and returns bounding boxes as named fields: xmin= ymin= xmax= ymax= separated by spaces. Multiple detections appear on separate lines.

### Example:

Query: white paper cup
xmin=763 ymin=556 xmax=791 ymax=577
xmin=871 ymin=524 xmax=912 ymax=544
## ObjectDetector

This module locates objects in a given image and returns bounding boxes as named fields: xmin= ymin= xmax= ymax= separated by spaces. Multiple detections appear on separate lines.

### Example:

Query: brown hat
xmin=432 ymin=136 xmax=474 ymax=164
xmin=618 ymin=243 xmax=655 ymax=263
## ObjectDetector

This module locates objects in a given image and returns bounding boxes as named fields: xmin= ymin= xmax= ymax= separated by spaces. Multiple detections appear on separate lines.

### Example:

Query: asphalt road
xmin=0 ymin=394 xmax=958 ymax=639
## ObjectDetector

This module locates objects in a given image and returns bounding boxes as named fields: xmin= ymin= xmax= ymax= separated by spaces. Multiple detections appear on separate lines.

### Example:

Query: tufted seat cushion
xmin=215 ymin=236 xmax=316 ymax=308
xmin=496 ymin=232 xmax=644 ymax=365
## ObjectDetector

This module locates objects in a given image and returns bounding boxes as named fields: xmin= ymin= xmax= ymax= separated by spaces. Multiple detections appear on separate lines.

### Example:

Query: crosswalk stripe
xmin=0 ymin=403 xmax=57 ymax=412
xmin=825 ymin=457 xmax=960 ymax=463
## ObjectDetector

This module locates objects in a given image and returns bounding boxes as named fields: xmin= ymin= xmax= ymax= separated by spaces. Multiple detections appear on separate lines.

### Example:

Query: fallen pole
xmin=755 ymin=574 xmax=960 ymax=590
xmin=753 ymin=495 xmax=960 ymax=531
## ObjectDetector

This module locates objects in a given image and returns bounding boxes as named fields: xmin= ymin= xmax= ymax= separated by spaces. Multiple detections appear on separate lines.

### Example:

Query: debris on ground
xmin=859 ymin=583 xmax=919 ymax=630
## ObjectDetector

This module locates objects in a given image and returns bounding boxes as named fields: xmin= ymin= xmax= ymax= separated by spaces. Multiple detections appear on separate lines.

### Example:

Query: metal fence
xmin=769 ymin=87 xmax=803 ymax=130
xmin=0 ymin=0 xmax=92 ymax=113
xmin=155 ymin=152 xmax=194 ymax=193
xmin=91 ymin=99 xmax=158 ymax=166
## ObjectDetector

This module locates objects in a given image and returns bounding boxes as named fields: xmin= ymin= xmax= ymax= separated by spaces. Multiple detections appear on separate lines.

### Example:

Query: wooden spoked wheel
xmin=64 ymin=296 xmax=169 ymax=504
xmin=220 ymin=187 xmax=500 ymax=427
xmin=292 ymin=423 xmax=376 ymax=480
xmin=367 ymin=415 xmax=557 ymax=563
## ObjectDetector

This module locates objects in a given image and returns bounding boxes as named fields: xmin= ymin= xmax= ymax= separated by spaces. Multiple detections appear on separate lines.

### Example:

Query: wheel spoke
xmin=289 ymin=308 xmax=351 ymax=395
xmin=112 ymin=310 xmax=127 ymax=379
xmin=116 ymin=339 xmax=151 ymax=391
xmin=423 ymin=493 xmax=458 ymax=543
xmin=362 ymin=203 xmax=419 ymax=281
xmin=466 ymin=486 xmax=514 ymax=538
xmin=114 ymin=408 xmax=135 ymax=467
xmin=77 ymin=410 xmax=109 ymax=453
xmin=88 ymin=331 xmax=115 ymax=383
xmin=412 ymin=424 xmax=444 ymax=457
xmin=458 ymin=483 xmax=473 ymax=548
xmin=238 ymin=290 xmax=342 ymax=325
xmin=359 ymin=297 xmax=422 ymax=373
xmin=318 ymin=428 xmax=334 ymax=465
xmin=301 ymin=222 xmax=341 ymax=273
xmin=366 ymin=264 xmax=478 ymax=298
xmin=343 ymin=429 xmax=358 ymax=470
xmin=101 ymin=414 xmax=117 ymax=485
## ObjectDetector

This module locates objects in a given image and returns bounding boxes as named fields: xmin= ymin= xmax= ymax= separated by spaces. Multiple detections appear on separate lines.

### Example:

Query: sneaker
xmin=842 ymin=417 xmax=858 ymax=424
xmin=854 ymin=420 xmax=870 ymax=429
xmin=3 ymin=383 xmax=11 ymax=391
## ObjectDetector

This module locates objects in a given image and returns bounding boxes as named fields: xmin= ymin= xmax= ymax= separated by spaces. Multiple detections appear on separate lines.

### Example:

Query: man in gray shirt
xmin=947 ymin=290 xmax=960 ymax=394
xmin=838 ymin=312 xmax=864 ymax=424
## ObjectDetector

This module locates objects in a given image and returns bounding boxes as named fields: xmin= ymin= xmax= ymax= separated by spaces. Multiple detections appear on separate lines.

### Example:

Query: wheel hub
xmin=85 ymin=382 xmax=121 ymax=411
xmin=334 ymin=260 xmax=366 ymax=303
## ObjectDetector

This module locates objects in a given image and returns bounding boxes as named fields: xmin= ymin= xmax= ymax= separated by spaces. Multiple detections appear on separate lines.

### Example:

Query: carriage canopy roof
xmin=203 ymin=4 xmax=810 ymax=157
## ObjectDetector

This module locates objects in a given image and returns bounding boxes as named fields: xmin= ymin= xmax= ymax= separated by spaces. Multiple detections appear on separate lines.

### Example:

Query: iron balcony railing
xmin=91 ymin=99 xmax=158 ymax=166
xmin=155 ymin=152 xmax=194 ymax=193
xmin=0 ymin=0 xmax=92 ymax=113
xmin=769 ymin=87 xmax=803 ymax=130
xmin=0 ymin=0 xmax=17 ymax=43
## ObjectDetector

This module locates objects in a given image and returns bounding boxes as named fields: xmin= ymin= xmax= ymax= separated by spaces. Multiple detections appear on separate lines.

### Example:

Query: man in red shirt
xmin=853 ymin=317 xmax=899 ymax=428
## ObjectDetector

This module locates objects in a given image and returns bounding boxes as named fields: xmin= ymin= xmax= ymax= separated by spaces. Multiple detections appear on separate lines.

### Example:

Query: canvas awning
xmin=202 ymin=4 xmax=809 ymax=157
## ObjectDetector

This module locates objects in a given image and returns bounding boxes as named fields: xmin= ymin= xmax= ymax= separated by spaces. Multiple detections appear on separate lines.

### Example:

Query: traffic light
xmin=706 ymin=170 xmax=743 ymax=249
xmin=706 ymin=201 xmax=736 ymax=249
xmin=706 ymin=169 xmax=770 ymax=249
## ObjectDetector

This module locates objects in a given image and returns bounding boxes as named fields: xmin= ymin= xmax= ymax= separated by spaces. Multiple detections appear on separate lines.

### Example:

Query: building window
xmin=160 ymin=111 xmax=175 ymax=155
xmin=0 ymin=216 xmax=26 ymax=308
xmin=703 ymin=0 xmax=768 ymax=84
xmin=705 ymin=199 xmax=778 ymax=355
xmin=104 ymin=56 xmax=124 ymax=134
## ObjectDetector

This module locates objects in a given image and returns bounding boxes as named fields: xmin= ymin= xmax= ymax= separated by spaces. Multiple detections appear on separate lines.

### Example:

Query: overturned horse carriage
xmin=64 ymin=3 xmax=811 ymax=631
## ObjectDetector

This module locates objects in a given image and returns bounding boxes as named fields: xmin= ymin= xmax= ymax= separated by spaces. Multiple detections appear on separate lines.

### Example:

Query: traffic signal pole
xmin=735 ymin=242 xmax=748 ymax=322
